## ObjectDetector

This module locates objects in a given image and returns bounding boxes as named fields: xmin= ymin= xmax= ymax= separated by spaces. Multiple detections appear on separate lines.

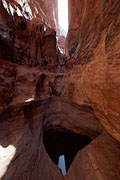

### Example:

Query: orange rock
xmin=0 ymin=0 xmax=120 ymax=179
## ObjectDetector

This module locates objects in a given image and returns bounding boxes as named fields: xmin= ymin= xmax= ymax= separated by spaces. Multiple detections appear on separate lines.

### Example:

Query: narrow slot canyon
xmin=0 ymin=0 xmax=120 ymax=180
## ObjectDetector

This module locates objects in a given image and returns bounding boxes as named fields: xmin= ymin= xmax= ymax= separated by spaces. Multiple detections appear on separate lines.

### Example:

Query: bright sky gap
xmin=58 ymin=155 xmax=66 ymax=176
xmin=58 ymin=0 xmax=68 ymax=37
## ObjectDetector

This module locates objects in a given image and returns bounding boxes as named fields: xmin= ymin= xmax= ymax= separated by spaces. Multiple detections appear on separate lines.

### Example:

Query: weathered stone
xmin=0 ymin=0 xmax=120 ymax=179
xmin=66 ymin=0 xmax=120 ymax=142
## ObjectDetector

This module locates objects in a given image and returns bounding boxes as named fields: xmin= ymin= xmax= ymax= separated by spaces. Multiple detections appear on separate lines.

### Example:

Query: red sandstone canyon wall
xmin=0 ymin=0 xmax=120 ymax=179
xmin=0 ymin=0 xmax=59 ymax=34
xmin=66 ymin=0 xmax=120 ymax=142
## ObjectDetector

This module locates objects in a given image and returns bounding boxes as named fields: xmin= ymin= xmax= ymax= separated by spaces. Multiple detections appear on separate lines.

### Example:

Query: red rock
xmin=0 ymin=0 xmax=120 ymax=179
xmin=66 ymin=0 xmax=120 ymax=142
xmin=58 ymin=36 xmax=66 ymax=53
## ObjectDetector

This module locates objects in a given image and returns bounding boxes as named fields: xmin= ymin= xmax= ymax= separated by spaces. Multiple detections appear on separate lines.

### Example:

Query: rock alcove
xmin=43 ymin=128 xmax=92 ymax=175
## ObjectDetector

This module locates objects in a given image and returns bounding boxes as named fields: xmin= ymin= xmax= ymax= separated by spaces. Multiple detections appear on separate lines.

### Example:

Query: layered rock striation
xmin=0 ymin=0 xmax=120 ymax=179
xmin=66 ymin=0 xmax=120 ymax=142
xmin=0 ymin=0 xmax=59 ymax=34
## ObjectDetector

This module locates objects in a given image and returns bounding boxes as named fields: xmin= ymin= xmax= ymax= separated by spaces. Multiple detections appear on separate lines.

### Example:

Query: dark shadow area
xmin=43 ymin=128 xmax=92 ymax=172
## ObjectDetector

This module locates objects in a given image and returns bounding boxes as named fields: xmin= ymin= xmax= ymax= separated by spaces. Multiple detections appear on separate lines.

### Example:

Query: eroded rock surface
xmin=66 ymin=0 xmax=120 ymax=142
xmin=0 ymin=3 xmax=58 ymax=67
xmin=0 ymin=0 xmax=59 ymax=33
xmin=0 ymin=0 xmax=120 ymax=179
xmin=0 ymin=98 xmax=102 ymax=180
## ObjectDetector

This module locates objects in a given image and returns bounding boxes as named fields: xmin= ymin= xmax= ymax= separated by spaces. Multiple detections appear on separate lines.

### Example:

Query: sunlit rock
xmin=0 ymin=0 xmax=120 ymax=179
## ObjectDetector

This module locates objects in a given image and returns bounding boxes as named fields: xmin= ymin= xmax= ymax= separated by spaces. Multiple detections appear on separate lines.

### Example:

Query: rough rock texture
xmin=0 ymin=0 xmax=59 ymax=34
xmin=66 ymin=0 xmax=120 ymax=142
xmin=0 ymin=2 xmax=58 ymax=67
xmin=66 ymin=131 xmax=120 ymax=180
xmin=58 ymin=36 xmax=66 ymax=53
xmin=0 ymin=99 xmax=103 ymax=180
xmin=0 ymin=0 xmax=120 ymax=179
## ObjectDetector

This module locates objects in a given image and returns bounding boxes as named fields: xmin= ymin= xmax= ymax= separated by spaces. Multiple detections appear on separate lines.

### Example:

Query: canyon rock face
xmin=58 ymin=36 xmax=66 ymax=53
xmin=0 ymin=2 xmax=58 ymax=67
xmin=66 ymin=0 xmax=120 ymax=142
xmin=0 ymin=0 xmax=59 ymax=34
xmin=0 ymin=0 xmax=120 ymax=180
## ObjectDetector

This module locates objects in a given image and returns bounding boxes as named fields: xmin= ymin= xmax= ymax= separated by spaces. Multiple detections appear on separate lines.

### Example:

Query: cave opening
xmin=58 ymin=0 xmax=68 ymax=37
xmin=43 ymin=129 xmax=92 ymax=176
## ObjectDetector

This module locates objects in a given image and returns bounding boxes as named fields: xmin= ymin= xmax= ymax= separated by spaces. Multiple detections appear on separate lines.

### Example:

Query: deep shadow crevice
xmin=43 ymin=128 xmax=92 ymax=173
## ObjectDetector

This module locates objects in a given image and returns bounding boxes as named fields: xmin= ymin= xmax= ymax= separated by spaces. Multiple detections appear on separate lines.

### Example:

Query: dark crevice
xmin=43 ymin=128 xmax=92 ymax=174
